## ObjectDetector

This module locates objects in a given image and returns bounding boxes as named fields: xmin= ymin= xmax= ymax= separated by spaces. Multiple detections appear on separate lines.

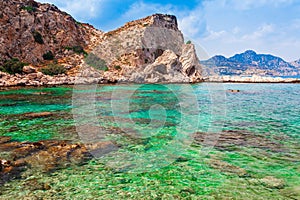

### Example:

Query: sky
xmin=38 ymin=0 xmax=300 ymax=61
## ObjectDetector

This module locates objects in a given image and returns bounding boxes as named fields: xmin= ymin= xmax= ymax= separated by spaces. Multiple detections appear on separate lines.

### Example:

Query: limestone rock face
xmin=0 ymin=1 xmax=202 ymax=84
xmin=91 ymin=14 xmax=203 ymax=83
xmin=0 ymin=0 xmax=101 ymax=65
xmin=179 ymin=44 xmax=202 ymax=82
xmin=129 ymin=50 xmax=188 ymax=83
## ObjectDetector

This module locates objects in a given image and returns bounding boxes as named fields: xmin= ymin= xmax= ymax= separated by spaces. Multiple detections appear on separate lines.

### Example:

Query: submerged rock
xmin=209 ymin=159 xmax=247 ymax=177
xmin=0 ymin=136 xmax=117 ymax=184
xmin=194 ymin=130 xmax=286 ymax=152
xmin=260 ymin=176 xmax=285 ymax=189
xmin=0 ymin=159 xmax=26 ymax=185
xmin=24 ymin=112 xmax=53 ymax=118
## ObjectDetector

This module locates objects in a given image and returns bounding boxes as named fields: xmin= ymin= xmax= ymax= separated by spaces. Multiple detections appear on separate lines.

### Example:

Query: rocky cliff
xmin=90 ymin=14 xmax=202 ymax=83
xmin=0 ymin=0 xmax=202 ymax=85
xmin=0 ymin=0 xmax=102 ymax=65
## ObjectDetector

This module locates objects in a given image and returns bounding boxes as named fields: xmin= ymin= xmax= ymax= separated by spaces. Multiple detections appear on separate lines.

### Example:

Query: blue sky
xmin=38 ymin=0 xmax=300 ymax=61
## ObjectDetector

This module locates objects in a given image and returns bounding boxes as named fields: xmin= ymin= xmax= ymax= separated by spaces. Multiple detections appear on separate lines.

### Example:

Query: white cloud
xmin=289 ymin=18 xmax=300 ymax=31
xmin=177 ymin=6 xmax=206 ymax=38
xmin=232 ymin=27 xmax=241 ymax=34
xmin=223 ymin=0 xmax=296 ymax=10
xmin=203 ymin=28 xmax=227 ymax=40
xmin=120 ymin=1 xmax=175 ymax=22
xmin=241 ymin=24 xmax=274 ymax=40
xmin=38 ymin=0 xmax=104 ymax=20
xmin=120 ymin=2 xmax=207 ymax=39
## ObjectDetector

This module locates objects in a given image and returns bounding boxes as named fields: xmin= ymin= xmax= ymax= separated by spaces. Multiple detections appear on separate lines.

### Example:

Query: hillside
xmin=0 ymin=0 xmax=202 ymax=86
xmin=201 ymin=50 xmax=299 ymax=77
xmin=0 ymin=0 xmax=102 ymax=66
xmin=290 ymin=59 xmax=300 ymax=68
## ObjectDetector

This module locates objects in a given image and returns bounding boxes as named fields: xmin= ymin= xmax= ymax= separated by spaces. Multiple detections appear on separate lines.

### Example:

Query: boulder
xmin=209 ymin=159 xmax=247 ymax=176
xmin=23 ymin=65 xmax=37 ymax=74
xmin=0 ymin=136 xmax=119 ymax=184
xmin=260 ymin=176 xmax=285 ymax=189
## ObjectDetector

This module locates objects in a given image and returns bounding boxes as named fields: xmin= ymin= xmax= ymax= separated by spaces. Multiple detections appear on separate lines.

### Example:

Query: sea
xmin=0 ymin=83 xmax=299 ymax=199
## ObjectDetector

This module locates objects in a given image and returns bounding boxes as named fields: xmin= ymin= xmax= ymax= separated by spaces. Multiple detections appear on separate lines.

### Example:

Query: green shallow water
xmin=0 ymin=83 xmax=299 ymax=199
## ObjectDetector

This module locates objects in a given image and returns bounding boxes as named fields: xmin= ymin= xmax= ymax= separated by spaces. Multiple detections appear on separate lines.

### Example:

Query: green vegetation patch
xmin=42 ymin=51 xmax=54 ymax=60
xmin=41 ymin=64 xmax=66 ymax=76
xmin=32 ymin=31 xmax=44 ymax=44
xmin=64 ymin=46 xmax=87 ymax=56
xmin=114 ymin=65 xmax=122 ymax=70
xmin=0 ymin=58 xmax=26 ymax=74
xmin=21 ymin=6 xmax=37 ymax=12
xmin=85 ymin=53 xmax=108 ymax=71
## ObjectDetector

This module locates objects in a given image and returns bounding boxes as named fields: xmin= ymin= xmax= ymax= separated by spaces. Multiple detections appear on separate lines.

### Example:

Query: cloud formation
xmin=38 ymin=0 xmax=103 ymax=20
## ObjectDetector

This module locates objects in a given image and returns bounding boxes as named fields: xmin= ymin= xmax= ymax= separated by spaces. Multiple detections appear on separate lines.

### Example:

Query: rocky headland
xmin=0 ymin=0 xmax=202 ymax=86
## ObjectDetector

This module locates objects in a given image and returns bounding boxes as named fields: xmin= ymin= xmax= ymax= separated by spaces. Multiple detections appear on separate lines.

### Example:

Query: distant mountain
xmin=201 ymin=50 xmax=299 ymax=77
xmin=290 ymin=59 xmax=300 ymax=68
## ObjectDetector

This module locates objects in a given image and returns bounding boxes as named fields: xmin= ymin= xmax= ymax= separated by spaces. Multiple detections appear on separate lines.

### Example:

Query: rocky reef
xmin=0 ymin=136 xmax=117 ymax=185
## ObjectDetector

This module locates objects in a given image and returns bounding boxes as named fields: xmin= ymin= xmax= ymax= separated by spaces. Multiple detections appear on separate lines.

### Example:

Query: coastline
xmin=1 ymin=71 xmax=300 ymax=87
xmin=203 ymin=75 xmax=300 ymax=84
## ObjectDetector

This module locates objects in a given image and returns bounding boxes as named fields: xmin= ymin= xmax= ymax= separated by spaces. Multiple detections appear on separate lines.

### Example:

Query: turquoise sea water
xmin=0 ymin=83 xmax=299 ymax=199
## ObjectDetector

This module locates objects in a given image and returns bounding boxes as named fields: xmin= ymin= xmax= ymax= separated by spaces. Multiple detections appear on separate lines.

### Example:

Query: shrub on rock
xmin=42 ymin=51 xmax=54 ymax=60
xmin=41 ymin=64 xmax=66 ymax=76
xmin=85 ymin=53 xmax=108 ymax=71
xmin=0 ymin=58 xmax=26 ymax=74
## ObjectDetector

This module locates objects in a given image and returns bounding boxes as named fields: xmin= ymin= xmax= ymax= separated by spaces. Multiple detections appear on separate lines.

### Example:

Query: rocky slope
xmin=201 ymin=50 xmax=299 ymax=77
xmin=91 ymin=13 xmax=202 ymax=83
xmin=290 ymin=59 xmax=300 ymax=68
xmin=0 ymin=0 xmax=203 ymax=85
xmin=0 ymin=0 xmax=102 ymax=66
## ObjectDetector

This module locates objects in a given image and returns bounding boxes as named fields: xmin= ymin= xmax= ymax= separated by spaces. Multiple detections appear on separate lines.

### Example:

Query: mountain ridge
xmin=201 ymin=50 xmax=299 ymax=77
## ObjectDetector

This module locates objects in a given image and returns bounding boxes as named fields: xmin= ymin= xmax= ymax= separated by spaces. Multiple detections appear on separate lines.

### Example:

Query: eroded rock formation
xmin=89 ymin=14 xmax=203 ymax=83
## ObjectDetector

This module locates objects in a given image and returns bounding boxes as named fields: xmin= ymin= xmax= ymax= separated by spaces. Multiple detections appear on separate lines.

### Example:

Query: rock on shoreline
xmin=0 ymin=71 xmax=114 ymax=87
